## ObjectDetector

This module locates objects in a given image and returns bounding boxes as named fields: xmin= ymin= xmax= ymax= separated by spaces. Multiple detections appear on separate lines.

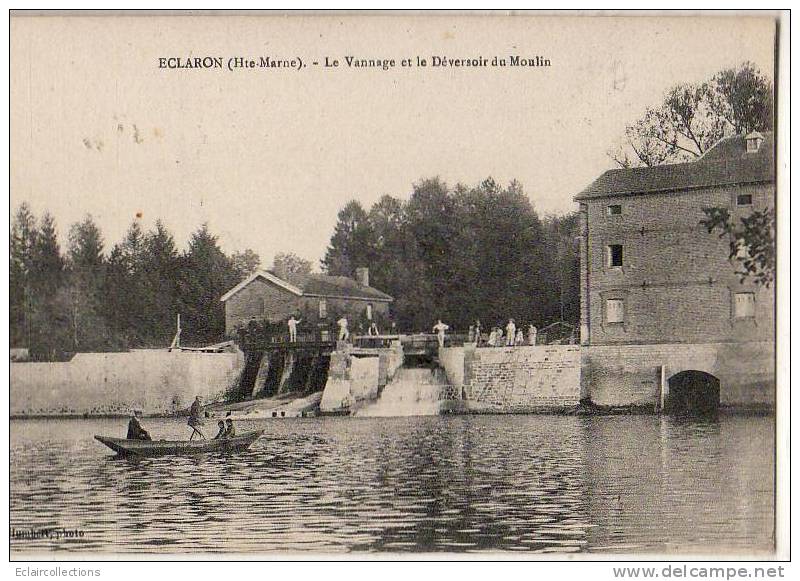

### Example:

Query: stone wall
xmin=225 ymin=277 xmax=302 ymax=333
xmin=580 ymin=183 xmax=774 ymax=346
xmin=583 ymin=341 xmax=774 ymax=408
xmin=440 ymin=345 xmax=582 ymax=412
xmin=11 ymin=350 xmax=244 ymax=417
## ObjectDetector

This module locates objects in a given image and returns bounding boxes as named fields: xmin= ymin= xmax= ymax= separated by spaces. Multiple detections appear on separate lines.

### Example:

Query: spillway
xmin=355 ymin=366 xmax=448 ymax=417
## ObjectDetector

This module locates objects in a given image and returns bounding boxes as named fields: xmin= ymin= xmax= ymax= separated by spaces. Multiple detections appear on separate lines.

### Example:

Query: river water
xmin=10 ymin=415 xmax=774 ymax=556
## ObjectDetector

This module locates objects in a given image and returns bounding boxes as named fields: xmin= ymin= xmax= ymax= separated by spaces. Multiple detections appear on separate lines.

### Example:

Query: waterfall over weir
xmin=355 ymin=366 xmax=449 ymax=417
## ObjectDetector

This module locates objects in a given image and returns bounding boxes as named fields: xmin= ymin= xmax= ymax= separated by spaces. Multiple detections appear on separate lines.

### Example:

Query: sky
xmin=10 ymin=14 xmax=776 ymax=267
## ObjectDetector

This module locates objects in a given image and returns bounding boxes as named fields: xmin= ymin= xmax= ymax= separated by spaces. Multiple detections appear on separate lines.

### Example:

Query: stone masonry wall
xmin=439 ymin=345 xmax=581 ymax=412
xmin=581 ymin=183 xmax=774 ymax=346
xmin=583 ymin=341 xmax=774 ymax=408
xmin=225 ymin=277 xmax=302 ymax=334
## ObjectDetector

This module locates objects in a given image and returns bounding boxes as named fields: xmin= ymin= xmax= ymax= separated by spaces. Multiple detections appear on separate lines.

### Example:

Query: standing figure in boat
xmin=188 ymin=396 xmax=205 ymax=440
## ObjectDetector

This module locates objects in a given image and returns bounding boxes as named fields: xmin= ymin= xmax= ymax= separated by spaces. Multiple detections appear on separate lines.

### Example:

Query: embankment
xmin=440 ymin=344 xmax=582 ymax=413
xmin=11 ymin=350 xmax=244 ymax=417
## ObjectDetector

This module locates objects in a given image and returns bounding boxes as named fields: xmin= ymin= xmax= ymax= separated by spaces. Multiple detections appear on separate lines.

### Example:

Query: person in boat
xmin=213 ymin=420 xmax=227 ymax=440
xmin=224 ymin=418 xmax=236 ymax=438
xmin=188 ymin=396 xmax=205 ymax=440
xmin=127 ymin=410 xmax=151 ymax=441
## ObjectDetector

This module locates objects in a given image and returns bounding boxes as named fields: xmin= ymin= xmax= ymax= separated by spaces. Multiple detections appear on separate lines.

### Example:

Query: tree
xmin=104 ymin=221 xmax=149 ymax=345
xmin=65 ymin=215 xmax=111 ymax=351
xmin=321 ymin=177 xmax=570 ymax=333
xmin=10 ymin=203 xmax=38 ymax=348
xmin=610 ymin=62 xmax=773 ymax=167
xmin=322 ymin=200 xmax=376 ymax=277
xmin=27 ymin=212 xmax=69 ymax=358
xmin=701 ymin=207 xmax=775 ymax=287
xmin=230 ymin=249 xmax=261 ymax=279
xmin=272 ymin=252 xmax=312 ymax=279
xmin=140 ymin=221 xmax=182 ymax=346
xmin=708 ymin=62 xmax=774 ymax=134
xmin=178 ymin=224 xmax=241 ymax=344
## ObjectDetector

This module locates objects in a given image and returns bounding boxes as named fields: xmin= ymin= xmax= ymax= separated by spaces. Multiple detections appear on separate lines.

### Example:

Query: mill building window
xmin=734 ymin=292 xmax=755 ymax=319
xmin=366 ymin=304 xmax=373 ymax=320
xmin=737 ymin=194 xmax=753 ymax=206
xmin=606 ymin=299 xmax=625 ymax=324
xmin=607 ymin=244 xmax=623 ymax=268
xmin=607 ymin=204 xmax=622 ymax=216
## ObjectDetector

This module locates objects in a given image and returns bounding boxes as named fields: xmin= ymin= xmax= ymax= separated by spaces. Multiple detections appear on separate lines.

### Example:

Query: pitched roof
xmin=575 ymin=131 xmax=774 ymax=200
xmin=220 ymin=270 xmax=393 ymax=303
xmin=283 ymin=272 xmax=393 ymax=301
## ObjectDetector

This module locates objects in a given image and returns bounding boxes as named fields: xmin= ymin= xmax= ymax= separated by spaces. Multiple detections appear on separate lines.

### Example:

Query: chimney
xmin=355 ymin=267 xmax=369 ymax=287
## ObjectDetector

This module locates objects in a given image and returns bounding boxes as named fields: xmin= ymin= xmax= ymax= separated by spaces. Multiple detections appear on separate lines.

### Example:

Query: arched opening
xmin=666 ymin=370 xmax=720 ymax=416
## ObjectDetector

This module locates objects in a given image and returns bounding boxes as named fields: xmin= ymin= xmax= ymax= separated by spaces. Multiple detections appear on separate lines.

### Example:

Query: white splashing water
xmin=355 ymin=367 xmax=448 ymax=417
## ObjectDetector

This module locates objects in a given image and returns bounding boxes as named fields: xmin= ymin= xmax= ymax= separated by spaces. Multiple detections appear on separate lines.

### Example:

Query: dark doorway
xmin=666 ymin=371 xmax=720 ymax=416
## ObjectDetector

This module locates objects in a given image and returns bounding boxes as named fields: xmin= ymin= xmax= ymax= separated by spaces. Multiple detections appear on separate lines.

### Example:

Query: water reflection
xmin=10 ymin=415 xmax=773 ymax=555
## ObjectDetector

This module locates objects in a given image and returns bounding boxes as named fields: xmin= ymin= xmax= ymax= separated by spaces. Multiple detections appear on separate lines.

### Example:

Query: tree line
xmin=10 ymin=205 xmax=261 ymax=360
xmin=11 ymin=62 xmax=772 ymax=360
xmin=322 ymin=177 xmax=580 ymax=333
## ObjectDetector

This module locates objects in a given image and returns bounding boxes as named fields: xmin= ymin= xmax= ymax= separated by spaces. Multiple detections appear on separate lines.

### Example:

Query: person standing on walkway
xmin=516 ymin=328 xmax=525 ymax=346
xmin=337 ymin=316 xmax=350 ymax=342
xmin=506 ymin=319 xmax=516 ymax=346
xmin=474 ymin=320 xmax=482 ymax=346
xmin=528 ymin=324 xmax=538 ymax=346
xmin=433 ymin=319 xmax=450 ymax=348
xmin=287 ymin=315 xmax=302 ymax=343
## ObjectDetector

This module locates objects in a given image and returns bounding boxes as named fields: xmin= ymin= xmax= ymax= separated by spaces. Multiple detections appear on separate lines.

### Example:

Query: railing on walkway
xmin=237 ymin=330 xmax=336 ymax=352
xmin=235 ymin=322 xmax=578 ymax=352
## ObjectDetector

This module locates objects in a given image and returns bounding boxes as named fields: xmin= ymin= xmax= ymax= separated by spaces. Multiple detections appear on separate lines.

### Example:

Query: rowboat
xmin=94 ymin=430 xmax=264 ymax=457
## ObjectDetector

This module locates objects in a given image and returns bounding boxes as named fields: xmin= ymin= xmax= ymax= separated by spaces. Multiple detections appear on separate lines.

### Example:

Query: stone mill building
xmin=575 ymin=132 xmax=775 ymax=412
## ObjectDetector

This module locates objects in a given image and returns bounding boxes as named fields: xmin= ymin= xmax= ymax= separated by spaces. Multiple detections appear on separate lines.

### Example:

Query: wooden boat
xmin=94 ymin=430 xmax=264 ymax=457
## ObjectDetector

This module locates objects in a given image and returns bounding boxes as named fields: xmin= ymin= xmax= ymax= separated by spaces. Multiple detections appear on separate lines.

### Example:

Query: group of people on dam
xmin=261 ymin=313 xmax=544 ymax=348
xmin=434 ymin=318 xmax=538 ymax=348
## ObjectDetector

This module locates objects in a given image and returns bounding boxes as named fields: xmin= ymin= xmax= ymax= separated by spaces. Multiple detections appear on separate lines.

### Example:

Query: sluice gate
xmin=232 ymin=343 xmax=333 ymax=403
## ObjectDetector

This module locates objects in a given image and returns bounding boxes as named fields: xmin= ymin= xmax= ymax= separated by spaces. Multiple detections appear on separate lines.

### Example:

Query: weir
xmin=233 ymin=344 xmax=332 ymax=404
xmin=319 ymin=338 xmax=582 ymax=415
xmin=232 ymin=333 xmax=582 ymax=416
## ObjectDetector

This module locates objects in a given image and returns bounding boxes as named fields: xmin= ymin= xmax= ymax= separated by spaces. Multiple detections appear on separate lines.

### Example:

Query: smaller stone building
xmin=221 ymin=267 xmax=393 ymax=336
